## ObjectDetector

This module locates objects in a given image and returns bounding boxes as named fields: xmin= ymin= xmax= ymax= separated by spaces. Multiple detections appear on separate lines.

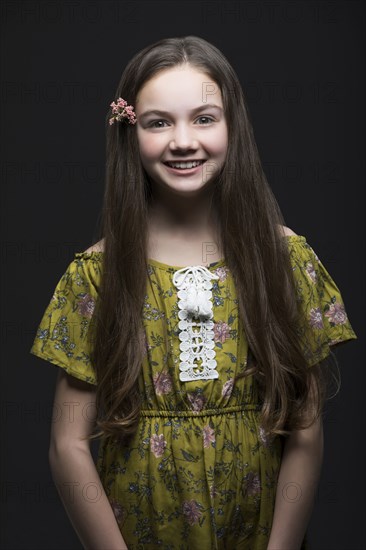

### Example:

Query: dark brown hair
xmin=83 ymin=36 xmax=337 ymax=446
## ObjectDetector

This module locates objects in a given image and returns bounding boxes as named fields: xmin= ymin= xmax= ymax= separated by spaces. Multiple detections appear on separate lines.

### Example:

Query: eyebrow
xmin=139 ymin=104 xmax=223 ymax=119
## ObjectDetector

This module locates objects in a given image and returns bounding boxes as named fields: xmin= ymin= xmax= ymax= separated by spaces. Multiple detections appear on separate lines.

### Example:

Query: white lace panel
xmin=172 ymin=266 xmax=220 ymax=382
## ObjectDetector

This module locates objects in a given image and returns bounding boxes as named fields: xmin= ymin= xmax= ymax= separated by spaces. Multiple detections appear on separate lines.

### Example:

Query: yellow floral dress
xmin=30 ymin=235 xmax=357 ymax=550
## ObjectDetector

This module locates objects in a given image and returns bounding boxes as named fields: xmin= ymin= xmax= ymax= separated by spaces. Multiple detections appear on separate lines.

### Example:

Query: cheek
xmin=206 ymin=127 xmax=228 ymax=155
xmin=137 ymin=133 xmax=165 ymax=162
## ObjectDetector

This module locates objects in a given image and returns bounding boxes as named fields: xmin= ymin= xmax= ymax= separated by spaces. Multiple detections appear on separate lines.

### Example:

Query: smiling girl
xmin=30 ymin=36 xmax=357 ymax=549
xmin=137 ymin=64 xmax=228 ymax=269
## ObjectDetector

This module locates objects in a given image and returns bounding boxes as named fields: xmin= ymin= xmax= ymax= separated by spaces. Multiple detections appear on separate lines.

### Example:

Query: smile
xmin=164 ymin=160 xmax=206 ymax=170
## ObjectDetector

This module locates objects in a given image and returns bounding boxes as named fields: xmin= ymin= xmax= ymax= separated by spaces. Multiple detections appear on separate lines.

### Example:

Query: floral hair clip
xmin=109 ymin=97 xmax=137 ymax=126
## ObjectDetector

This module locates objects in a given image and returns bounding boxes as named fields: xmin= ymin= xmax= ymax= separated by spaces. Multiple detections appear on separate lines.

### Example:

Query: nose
xmin=169 ymin=122 xmax=198 ymax=151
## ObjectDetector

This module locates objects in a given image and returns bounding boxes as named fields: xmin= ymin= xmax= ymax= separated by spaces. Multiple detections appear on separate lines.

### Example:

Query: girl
xmin=30 ymin=36 xmax=357 ymax=550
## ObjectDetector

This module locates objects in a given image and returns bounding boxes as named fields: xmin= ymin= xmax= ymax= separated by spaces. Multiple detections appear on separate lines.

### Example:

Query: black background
xmin=1 ymin=1 xmax=364 ymax=548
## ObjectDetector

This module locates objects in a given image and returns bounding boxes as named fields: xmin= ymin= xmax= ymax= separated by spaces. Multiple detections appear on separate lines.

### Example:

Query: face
xmin=135 ymin=65 xmax=228 ymax=198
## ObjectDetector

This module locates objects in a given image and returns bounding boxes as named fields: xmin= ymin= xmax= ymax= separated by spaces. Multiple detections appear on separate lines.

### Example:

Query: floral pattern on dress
xmin=288 ymin=239 xmax=356 ymax=367
xmin=30 ymin=236 xmax=357 ymax=549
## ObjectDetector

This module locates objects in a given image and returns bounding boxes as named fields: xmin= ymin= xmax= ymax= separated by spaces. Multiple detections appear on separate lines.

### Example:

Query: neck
xmin=147 ymin=183 xmax=219 ymax=238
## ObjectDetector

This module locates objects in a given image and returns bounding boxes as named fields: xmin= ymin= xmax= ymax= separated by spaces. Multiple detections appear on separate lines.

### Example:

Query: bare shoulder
xmin=83 ymin=238 xmax=105 ymax=253
xmin=277 ymin=224 xmax=298 ymax=237
xmin=82 ymin=229 xmax=297 ymax=253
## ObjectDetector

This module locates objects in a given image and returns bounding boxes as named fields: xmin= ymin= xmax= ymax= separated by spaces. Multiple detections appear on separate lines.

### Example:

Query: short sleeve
xmin=29 ymin=252 xmax=103 ymax=385
xmin=287 ymin=236 xmax=358 ymax=367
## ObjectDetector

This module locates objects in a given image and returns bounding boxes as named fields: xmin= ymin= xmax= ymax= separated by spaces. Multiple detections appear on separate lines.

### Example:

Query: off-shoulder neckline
xmin=74 ymin=235 xmax=307 ymax=271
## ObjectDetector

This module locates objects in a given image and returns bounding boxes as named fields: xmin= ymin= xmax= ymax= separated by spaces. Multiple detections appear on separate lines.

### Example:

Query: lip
xmin=162 ymin=159 xmax=207 ymax=176
xmin=163 ymin=159 xmax=207 ymax=163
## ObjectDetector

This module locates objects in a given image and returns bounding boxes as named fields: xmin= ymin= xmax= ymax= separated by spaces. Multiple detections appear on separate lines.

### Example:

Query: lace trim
xmin=172 ymin=266 xmax=220 ymax=382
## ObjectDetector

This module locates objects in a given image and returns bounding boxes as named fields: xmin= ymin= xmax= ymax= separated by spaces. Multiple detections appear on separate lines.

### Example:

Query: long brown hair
xmin=84 ymin=36 xmax=337 ymax=446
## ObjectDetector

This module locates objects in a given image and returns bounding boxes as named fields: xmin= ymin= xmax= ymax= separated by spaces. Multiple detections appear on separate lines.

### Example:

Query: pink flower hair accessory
xmin=109 ymin=97 xmax=137 ymax=126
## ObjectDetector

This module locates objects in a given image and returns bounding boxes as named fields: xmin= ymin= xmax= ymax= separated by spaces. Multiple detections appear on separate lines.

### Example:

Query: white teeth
xmin=166 ymin=160 xmax=203 ymax=169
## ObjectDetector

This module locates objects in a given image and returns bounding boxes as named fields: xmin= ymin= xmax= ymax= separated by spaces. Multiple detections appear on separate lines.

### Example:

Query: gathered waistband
xmin=140 ymin=403 xmax=261 ymax=418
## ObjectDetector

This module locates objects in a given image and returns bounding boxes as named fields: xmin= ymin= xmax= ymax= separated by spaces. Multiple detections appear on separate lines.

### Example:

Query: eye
xmin=196 ymin=116 xmax=214 ymax=125
xmin=148 ymin=120 xmax=169 ymax=128
xmin=147 ymin=116 xmax=215 ymax=128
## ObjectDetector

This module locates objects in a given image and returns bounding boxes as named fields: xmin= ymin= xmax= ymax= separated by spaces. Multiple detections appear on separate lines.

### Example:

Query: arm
xmin=267 ymin=415 xmax=323 ymax=550
xmin=49 ymin=370 xmax=128 ymax=550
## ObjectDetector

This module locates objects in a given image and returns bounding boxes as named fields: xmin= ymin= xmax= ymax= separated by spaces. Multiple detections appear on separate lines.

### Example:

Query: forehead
xmin=135 ymin=66 xmax=223 ymax=109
